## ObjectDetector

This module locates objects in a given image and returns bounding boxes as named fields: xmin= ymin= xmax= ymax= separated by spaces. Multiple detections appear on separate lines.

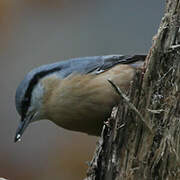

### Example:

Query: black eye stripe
xmin=21 ymin=67 xmax=61 ymax=120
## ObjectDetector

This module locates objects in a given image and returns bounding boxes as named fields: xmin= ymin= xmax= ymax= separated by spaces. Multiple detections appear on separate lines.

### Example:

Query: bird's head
xmin=14 ymin=63 xmax=62 ymax=142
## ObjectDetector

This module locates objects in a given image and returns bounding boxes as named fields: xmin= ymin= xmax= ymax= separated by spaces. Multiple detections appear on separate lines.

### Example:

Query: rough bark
xmin=85 ymin=0 xmax=180 ymax=179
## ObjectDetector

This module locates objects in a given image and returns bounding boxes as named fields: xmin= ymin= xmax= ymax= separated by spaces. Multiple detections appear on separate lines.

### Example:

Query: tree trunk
xmin=85 ymin=0 xmax=180 ymax=179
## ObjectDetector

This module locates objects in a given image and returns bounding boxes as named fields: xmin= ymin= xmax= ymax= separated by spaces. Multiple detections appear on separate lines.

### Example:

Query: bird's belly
xmin=49 ymin=85 xmax=116 ymax=135
xmin=52 ymin=103 xmax=111 ymax=136
xmin=45 ymin=64 xmax=135 ymax=135
xmin=47 ymin=80 xmax=118 ymax=135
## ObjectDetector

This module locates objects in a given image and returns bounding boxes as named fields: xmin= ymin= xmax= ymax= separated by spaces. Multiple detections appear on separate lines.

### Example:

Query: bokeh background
xmin=0 ymin=1 xmax=164 ymax=180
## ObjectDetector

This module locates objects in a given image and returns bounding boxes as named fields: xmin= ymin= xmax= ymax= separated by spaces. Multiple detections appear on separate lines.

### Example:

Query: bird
xmin=14 ymin=54 xmax=146 ymax=142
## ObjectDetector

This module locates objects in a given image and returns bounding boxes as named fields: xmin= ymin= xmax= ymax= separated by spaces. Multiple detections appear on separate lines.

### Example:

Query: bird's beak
xmin=14 ymin=115 xmax=32 ymax=142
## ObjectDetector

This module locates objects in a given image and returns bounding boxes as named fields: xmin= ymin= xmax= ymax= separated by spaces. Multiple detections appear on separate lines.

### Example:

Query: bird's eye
xmin=24 ymin=97 xmax=29 ymax=102
xmin=21 ymin=98 xmax=30 ymax=118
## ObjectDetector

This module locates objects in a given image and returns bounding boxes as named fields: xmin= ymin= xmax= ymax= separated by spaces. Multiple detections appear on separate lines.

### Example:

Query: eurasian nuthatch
xmin=14 ymin=55 xmax=146 ymax=142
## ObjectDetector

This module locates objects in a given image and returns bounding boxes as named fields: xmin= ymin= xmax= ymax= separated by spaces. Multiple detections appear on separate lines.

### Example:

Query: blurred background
xmin=0 ymin=0 xmax=164 ymax=179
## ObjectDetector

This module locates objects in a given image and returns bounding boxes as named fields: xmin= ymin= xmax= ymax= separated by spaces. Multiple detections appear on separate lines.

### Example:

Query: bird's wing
xmin=58 ymin=54 xmax=146 ymax=77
